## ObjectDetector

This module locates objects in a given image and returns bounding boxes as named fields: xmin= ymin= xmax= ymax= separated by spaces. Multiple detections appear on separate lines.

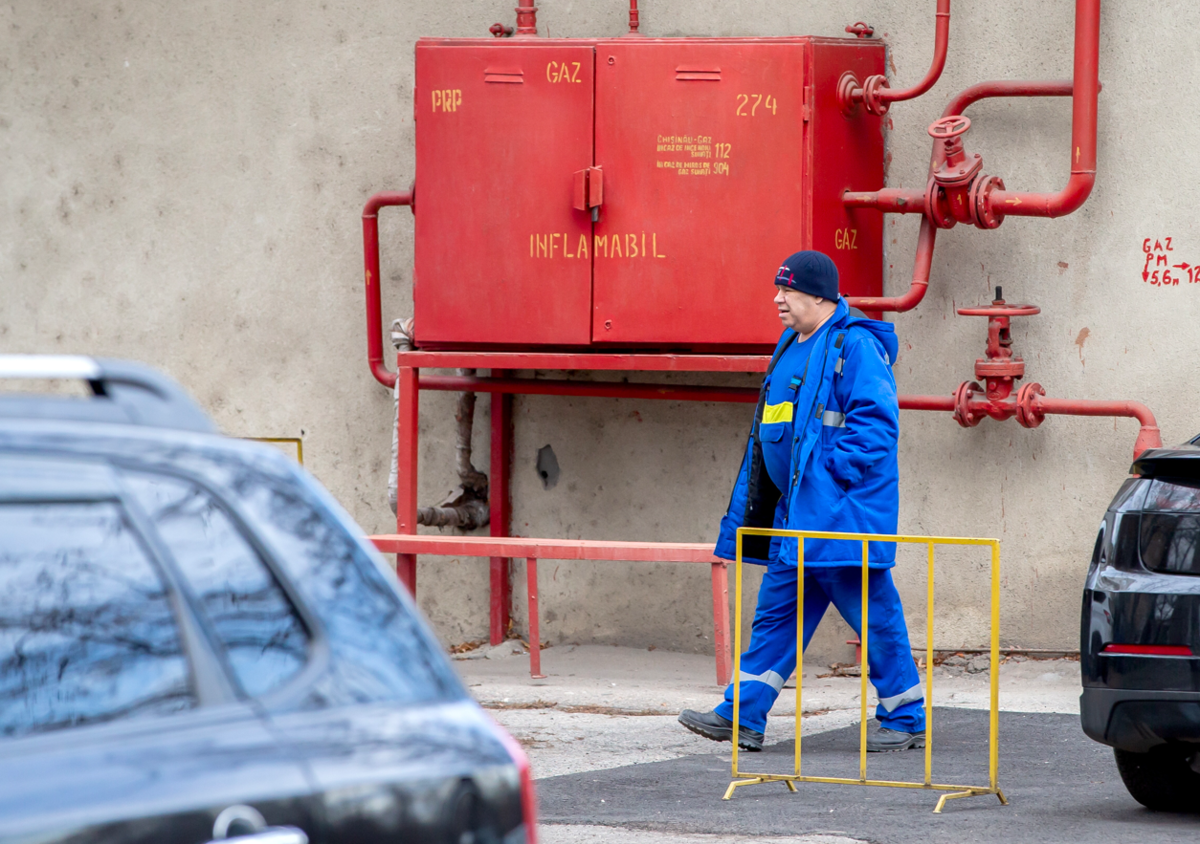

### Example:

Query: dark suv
xmin=0 ymin=356 xmax=534 ymax=844
xmin=1081 ymin=437 xmax=1200 ymax=811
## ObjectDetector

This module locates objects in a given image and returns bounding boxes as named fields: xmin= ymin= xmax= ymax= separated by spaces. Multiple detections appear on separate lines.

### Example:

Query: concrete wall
xmin=4 ymin=1 xmax=1198 ymax=667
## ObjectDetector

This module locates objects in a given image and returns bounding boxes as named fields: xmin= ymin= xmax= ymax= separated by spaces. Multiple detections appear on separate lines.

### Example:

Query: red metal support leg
xmin=527 ymin=557 xmax=546 ymax=679
xmin=395 ymin=364 xmax=419 ymax=594
xmin=711 ymin=562 xmax=732 ymax=686
xmin=490 ymin=374 xmax=513 ymax=645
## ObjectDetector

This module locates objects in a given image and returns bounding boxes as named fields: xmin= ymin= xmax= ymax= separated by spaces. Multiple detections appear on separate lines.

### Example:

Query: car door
xmin=0 ymin=456 xmax=316 ymax=844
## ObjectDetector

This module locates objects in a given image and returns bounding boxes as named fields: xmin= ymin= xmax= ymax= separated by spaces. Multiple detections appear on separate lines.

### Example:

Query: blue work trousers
xmin=715 ymin=564 xmax=925 ymax=734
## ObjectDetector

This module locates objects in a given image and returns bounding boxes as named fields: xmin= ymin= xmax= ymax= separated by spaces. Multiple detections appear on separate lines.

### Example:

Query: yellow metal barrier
xmin=244 ymin=437 xmax=304 ymax=465
xmin=724 ymin=527 xmax=1007 ymax=813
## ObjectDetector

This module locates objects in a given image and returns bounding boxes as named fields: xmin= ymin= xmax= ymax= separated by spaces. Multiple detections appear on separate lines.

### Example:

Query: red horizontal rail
xmin=397 ymin=351 xmax=772 ymax=373
xmin=372 ymin=533 xmax=732 ymax=685
xmin=420 ymin=375 xmax=760 ymax=403
xmin=370 ymin=534 xmax=720 ymax=562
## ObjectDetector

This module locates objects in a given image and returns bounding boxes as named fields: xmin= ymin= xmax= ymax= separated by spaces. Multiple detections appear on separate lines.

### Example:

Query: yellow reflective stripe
xmin=763 ymin=402 xmax=793 ymax=424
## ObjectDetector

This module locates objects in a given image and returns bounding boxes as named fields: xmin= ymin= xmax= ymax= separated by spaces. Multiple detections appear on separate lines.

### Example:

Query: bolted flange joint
xmin=1015 ymin=383 xmax=1046 ymax=429
xmin=953 ymin=381 xmax=984 ymax=428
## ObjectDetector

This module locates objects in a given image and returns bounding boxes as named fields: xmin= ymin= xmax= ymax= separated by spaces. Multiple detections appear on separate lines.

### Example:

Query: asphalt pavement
xmin=458 ymin=645 xmax=1200 ymax=842
xmin=537 ymin=709 xmax=1200 ymax=844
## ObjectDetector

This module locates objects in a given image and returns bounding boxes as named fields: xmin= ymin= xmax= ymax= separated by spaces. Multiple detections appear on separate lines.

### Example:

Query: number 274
xmin=736 ymin=94 xmax=777 ymax=116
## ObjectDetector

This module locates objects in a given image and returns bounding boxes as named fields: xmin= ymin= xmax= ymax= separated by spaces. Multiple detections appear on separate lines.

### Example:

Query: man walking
xmin=679 ymin=250 xmax=925 ymax=753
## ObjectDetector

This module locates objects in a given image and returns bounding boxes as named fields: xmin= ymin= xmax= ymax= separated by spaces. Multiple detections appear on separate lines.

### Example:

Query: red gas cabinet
xmin=414 ymin=36 xmax=884 ymax=350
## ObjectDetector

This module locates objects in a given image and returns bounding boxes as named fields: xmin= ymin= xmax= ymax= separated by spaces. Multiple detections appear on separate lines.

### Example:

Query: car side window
xmin=0 ymin=502 xmax=194 ymax=739
xmin=123 ymin=472 xmax=311 ymax=698
xmin=214 ymin=462 xmax=462 ymax=708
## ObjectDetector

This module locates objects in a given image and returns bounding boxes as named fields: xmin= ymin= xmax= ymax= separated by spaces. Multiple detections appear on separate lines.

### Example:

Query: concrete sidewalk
xmin=455 ymin=644 xmax=1087 ymax=843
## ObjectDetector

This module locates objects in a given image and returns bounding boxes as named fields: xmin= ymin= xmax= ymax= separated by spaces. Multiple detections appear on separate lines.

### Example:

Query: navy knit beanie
xmin=774 ymin=250 xmax=839 ymax=301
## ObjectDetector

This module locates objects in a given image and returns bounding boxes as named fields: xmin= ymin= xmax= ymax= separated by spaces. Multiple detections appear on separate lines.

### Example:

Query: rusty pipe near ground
xmin=986 ymin=0 xmax=1100 ymax=218
xmin=363 ymin=191 xmax=413 ymax=388
xmin=846 ymin=217 xmax=936 ymax=313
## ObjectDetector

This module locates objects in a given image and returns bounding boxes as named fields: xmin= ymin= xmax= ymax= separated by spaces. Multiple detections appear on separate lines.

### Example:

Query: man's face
xmin=774 ymin=285 xmax=826 ymax=334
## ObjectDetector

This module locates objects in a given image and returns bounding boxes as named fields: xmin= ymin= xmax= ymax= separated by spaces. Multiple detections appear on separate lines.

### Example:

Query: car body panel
xmin=0 ymin=412 xmax=528 ymax=844
xmin=1081 ymin=445 xmax=1200 ymax=752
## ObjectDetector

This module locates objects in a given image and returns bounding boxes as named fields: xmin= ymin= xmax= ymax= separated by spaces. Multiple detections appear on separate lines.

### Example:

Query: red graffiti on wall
xmin=1142 ymin=237 xmax=1198 ymax=286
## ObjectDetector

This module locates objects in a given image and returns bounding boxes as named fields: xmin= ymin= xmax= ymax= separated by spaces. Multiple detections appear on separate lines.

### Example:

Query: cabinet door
xmin=415 ymin=44 xmax=595 ymax=347
xmin=593 ymin=41 xmax=807 ymax=347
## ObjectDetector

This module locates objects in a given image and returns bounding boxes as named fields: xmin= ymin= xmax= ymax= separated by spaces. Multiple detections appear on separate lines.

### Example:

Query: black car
xmin=1081 ymin=438 xmax=1200 ymax=811
xmin=0 ymin=356 xmax=535 ymax=844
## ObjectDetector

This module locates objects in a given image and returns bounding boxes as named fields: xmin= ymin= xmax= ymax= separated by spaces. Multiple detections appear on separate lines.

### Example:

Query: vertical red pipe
xmin=846 ymin=217 xmax=936 ymax=313
xmin=362 ymin=192 xmax=411 ymax=388
xmin=527 ymin=558 xmax=546 ymax=678
xmin=490 ymin=376 xmax=513 ymax=645
xmin=987 ymin=0 xmax=1100 ymax=216
xmin=879 ymin=0 xmax=951 ymax=105
xmin=711 ymin=562 xmax=732 ymax=686
xmin=395 ymin=365 xmax=419 ymax=594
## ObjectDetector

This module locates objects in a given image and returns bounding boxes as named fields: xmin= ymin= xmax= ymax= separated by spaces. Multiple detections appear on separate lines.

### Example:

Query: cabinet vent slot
xmin=484 ymin=67 xmax=524 ymax=84
xmin=675 ymin=66 xmax=721 ymax=81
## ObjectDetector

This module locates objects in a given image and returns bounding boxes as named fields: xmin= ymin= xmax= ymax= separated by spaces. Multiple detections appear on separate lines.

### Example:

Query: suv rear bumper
xmin=1081 ymin=687 xmax=1200 ymax=752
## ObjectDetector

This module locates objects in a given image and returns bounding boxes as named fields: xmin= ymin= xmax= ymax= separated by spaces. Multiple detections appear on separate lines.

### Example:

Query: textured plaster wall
xmin=4 ymin=1 xmax=1199 ymax=666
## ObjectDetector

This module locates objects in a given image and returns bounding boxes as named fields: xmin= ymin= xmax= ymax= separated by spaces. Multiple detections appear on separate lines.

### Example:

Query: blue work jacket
xmin=715 ymin=298 xmax=901 ymax=568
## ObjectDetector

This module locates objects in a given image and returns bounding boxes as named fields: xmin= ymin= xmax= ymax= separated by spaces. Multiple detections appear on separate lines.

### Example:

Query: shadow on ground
xmin=538 ymin=710 xmax=1200 ymax=844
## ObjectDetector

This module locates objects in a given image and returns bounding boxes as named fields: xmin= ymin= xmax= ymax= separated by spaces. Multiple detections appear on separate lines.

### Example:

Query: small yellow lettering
xmin=564 ymin=232 xmax=573 ymax=258
xmin=546 ymin=61 xmax=557 ymax=82
xmin=551 ymin=233 xmax=560 ymax=258
xmin=611 ymin=235 xmax=623 ymax=258
xmin=530 ymin=234 xmax=534 ymax=258
xmin=654 ymin=233 xmax=666 ymax=258
xmin=452 ymin=90 xmax=462 ymax=110
xmin=594 ymin=234 xmax=607 ymax=258
xmin=641 ymin=232 xmax=646 ymax=259
xmin=577 ymin=234 xmax=588 ymax=259
xmin=432 ymin=90 xmax=442 ymax=112
xmin=572 ymin=61 xmax=581 ymax=83
xmin=627 ymin=233 xmax=638 ymax=258
xmin=537 ymin=234 xmax=548 ymax=258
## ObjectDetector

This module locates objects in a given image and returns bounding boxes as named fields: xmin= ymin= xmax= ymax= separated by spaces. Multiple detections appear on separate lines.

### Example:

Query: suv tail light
xmin=1102 ymin=644 xmax=1193 ymax=656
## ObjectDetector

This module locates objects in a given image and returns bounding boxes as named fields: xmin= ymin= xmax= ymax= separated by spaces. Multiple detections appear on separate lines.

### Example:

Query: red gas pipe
xmin=899 ymin=290 xmax=1163 ymax=460
xmin=839 ymin=0 xmax=950 ymax=116
xmin=363 ymin=191 xmax=414 ymax=389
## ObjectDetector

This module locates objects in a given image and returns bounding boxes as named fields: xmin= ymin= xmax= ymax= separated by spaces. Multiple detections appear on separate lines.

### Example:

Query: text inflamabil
xmin=529 ymin=233 xmax=667 ymax=259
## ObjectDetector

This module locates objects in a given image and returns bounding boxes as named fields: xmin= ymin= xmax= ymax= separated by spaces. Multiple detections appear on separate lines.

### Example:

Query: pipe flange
xmin=953 ymin=381 xmax=984 ymax=428
xmin=1016 ymin=382 xmax=1046 ymax=429
xmin=862 ymin=74 xmax=891 ymax=116
xmin=970 ymin=174 xmax=1006 ymax=229
xmin=837 ymin=71 xmax=861 ymax=114
xmin=925 ymin=180 xmax=956 ymax=229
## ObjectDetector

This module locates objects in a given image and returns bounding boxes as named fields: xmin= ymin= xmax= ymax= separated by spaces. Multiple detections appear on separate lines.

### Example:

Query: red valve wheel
xmin=928 ymin=115 xmax=971 ymax=140
xmin=956 ymin=303 xmax=1041 ymax=317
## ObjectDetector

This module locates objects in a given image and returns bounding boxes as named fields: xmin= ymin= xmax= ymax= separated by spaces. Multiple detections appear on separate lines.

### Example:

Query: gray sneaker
xmin=866 ymin=724 xmax=926 ymax=752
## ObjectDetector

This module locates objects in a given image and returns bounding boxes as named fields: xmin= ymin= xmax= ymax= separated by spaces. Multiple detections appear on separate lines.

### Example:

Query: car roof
xmin=0 ymin=355 xmax=216 ymax=434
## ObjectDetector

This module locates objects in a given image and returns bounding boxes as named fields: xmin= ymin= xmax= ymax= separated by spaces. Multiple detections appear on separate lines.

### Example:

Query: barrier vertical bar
xmin=731 ymin=536 xmax=744 ymax=776
xmin=989 ymin=540 xmax=1000 ymax=791
xmin=796 ymin=539 xmax=804 ymax=778
xmin=526 ymin=558 xmax=546 ymax=679
xmin=925 ymin=541 xmax=935 ymax=786
xmin=859 ymin=539 xmax=869 ymax=782
xmin=712 ymin=562 xmax=732 ymax=686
